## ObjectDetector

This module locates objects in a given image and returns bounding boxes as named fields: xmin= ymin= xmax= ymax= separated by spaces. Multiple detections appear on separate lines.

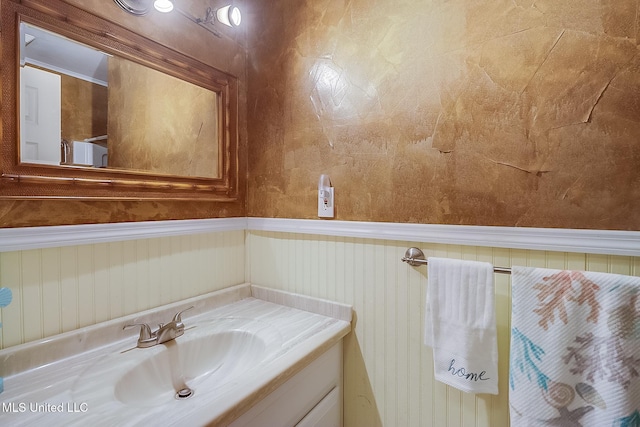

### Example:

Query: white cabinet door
xmin=230 ymin=342 xmax=342 ymax=427
xmin=296 ymin=387 xmax=341 ymax=427
xmin=20 ymin=65 xmax=61 ymax=165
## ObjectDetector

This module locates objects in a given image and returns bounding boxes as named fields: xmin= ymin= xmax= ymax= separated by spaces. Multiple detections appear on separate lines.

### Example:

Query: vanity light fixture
xmin=185 ymin=3 xmax=242 ymax=37
xmin=194 ymin=4 xmax=242 ymax=28
xmin=113 ymin=0 xmax=152 ymax=15
xmin=112 ymin=0 xmax=242 ymax=32
xmin=215 ymin=4 xmax=241 ymax=27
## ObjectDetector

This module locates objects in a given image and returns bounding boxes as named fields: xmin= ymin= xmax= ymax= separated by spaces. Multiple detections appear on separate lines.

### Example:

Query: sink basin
xmin=114 ymin=330 xmax=266 ymax=406
xmin=72 ymin=317 xmax=283 ymax=408
xmin=0 ymin=293 xmax=352 ymax=427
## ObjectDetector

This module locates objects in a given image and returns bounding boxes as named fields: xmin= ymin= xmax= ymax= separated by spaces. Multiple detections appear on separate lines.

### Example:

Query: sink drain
xmin=175 ymin=387 xmax=194 ymax=400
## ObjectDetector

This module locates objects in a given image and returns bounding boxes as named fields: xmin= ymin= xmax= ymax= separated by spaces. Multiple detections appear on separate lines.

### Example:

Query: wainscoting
xmin=1 ymin=218 xmax=639 ymax=426
xmin=246 ymin=229 xmax=640 ymax=427
xmin=0 ymin=230 xmax=245 ymax=349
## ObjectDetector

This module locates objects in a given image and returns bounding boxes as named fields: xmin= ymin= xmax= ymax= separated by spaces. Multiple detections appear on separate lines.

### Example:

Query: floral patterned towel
xmin=510 ymin=267 xmax=640 ymax=427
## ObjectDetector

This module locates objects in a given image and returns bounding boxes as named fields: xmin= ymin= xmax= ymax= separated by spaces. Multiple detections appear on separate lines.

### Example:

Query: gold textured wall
xmin=246 ymin=231 xmax=640 ymax=427
xmin=0 ymin=229 xmax=245 ymax=349
xmin=246 ymin=0 xmax=640 ymax=230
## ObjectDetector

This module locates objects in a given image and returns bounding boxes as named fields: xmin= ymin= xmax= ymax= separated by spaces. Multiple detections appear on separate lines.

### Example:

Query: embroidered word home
xmin=447 ymin=359 xmax=490 ymax=381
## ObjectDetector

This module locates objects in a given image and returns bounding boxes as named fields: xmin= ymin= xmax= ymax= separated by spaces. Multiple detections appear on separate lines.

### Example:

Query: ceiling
xmin=22 ymin=23 xmax=109 ymax=86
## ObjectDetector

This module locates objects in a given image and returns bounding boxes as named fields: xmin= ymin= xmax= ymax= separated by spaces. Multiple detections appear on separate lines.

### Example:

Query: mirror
xmin=20 ymin=23 xmax=219 ymax=179
xmin=1 ymin=0 xmax=238 ymax=200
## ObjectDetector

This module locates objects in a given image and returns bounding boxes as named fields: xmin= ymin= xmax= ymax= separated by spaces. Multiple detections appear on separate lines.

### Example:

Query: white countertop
xmin=0 ymin=284 xmax=352 ymax=426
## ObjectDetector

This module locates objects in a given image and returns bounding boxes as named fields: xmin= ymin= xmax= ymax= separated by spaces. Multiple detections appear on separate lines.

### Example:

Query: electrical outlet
xmin=318 ymin=175 xmax=334 ymax=218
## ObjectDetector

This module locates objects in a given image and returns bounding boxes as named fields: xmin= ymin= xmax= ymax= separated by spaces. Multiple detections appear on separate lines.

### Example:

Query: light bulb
xmin=154 ymin=0 xmax=173 ymax=13
xmin=230 ymin=6 xmax=241 ymax=26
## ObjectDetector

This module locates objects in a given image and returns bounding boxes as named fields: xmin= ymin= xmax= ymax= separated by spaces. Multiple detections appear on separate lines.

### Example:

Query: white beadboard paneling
xmin=146 ymin=237 xmax=162 ymax=311
xmin=41 ymin=247 xmax=61 ymax=338
xmin=93 ymin=243 xmax=110 ymax=324
xmin=183 ymin=235 xmax=199 ymax=299
xmin=0 ymin=230 xmax=245 ymax=350
xmin=21 ymin=251 xmax=42 ymax=344
xmin=77 ymin=245 xmax=95 ymax=328
xmin=60 ymin=246 xmax=79 ymax=333
xmin=108 ymin=241 xmax=125 ymax=319
xmin=246 ymin=230 xmax=640 ymax=427
xmin=157 ymin=237 xmax=172 ymax=306
xmin=57 ymin=246 xmax=80 ymax=332
xmin=121 ymin=241 xmax=138 ymax=317
xmin=133 ymin=240 xmax=150 ymax=315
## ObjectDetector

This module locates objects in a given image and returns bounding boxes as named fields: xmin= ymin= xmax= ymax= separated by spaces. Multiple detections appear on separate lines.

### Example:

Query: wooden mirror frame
xmin=0 ymin=0 xmax=238 ymax=201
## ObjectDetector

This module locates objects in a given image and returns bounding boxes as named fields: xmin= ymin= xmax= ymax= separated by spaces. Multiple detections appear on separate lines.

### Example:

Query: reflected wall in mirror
xmin=108 ymin=57 xmax=219 ymax=178
xmin=1 ymin=0 xmax=238 ymax=200
xmin=20 ymin=22 xmax=219 ymax=179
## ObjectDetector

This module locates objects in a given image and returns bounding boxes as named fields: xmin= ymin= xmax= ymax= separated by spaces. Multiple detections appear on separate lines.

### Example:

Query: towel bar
xmin=401 ymin=247 xmax=512 ymax=274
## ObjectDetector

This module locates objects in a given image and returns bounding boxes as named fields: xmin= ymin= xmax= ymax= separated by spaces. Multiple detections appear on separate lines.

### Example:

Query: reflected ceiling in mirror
xmin=20 ymin=23 xmax=219 ymax=179
xmin=1 ymin=0 xmax=238 ymax=200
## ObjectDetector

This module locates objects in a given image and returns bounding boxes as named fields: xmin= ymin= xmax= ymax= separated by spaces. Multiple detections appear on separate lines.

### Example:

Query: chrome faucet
xmin=124 ymin=306 xmax=194 ymax=348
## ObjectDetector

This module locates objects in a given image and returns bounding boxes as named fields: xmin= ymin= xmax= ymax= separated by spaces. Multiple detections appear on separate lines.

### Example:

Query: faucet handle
xmin=123 ymin=323 xmax=153 ymax=341
xmin=173 ymin=306 xmax=194 ymax=323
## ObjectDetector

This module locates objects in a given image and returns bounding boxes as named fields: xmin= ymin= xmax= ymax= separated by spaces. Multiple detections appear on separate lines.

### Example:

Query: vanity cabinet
xmin=230 ymin=342 xmax=343 ymax=427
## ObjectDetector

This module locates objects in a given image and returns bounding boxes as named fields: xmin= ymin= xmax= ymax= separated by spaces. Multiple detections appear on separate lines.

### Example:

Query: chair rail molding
xmin=247 ymin=218 xmax=640 ymax=257
xmin=1 ymin=217 xmax=639 ymax=256
xmin=0 ymin=217 xmax=248 ymax=252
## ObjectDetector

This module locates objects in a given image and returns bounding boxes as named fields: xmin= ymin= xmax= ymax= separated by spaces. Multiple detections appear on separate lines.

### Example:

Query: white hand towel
xmin=424 ymin=257 xmax=499 ymax=394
